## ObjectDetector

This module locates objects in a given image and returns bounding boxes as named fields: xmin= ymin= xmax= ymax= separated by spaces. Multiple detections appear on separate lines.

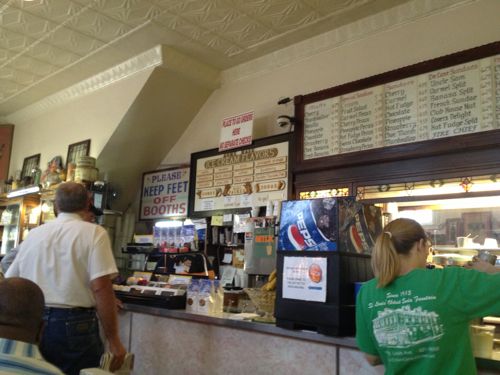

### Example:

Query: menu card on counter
xmin=303 ymin=54 xmax=500 ymax=160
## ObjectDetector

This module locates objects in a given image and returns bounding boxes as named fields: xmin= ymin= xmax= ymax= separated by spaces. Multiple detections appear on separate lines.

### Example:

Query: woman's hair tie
xmin=384 ymin=231 xmax=392 ymax=239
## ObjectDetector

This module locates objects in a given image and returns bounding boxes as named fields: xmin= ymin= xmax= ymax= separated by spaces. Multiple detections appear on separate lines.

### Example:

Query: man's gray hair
xmin=55 ymin=182 xmax=88 ymax=213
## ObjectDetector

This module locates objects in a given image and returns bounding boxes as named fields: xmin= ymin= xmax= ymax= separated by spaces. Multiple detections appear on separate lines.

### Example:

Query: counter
xmin=118 ymin=304 xmax=500 ymax=375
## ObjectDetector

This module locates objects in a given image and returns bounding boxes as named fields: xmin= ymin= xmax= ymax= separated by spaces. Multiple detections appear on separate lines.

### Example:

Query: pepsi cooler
xmin=275 ymin=197 xmax=382 ymax=336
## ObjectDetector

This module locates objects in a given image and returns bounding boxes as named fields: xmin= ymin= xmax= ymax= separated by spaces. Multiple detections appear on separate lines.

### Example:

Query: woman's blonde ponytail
xmin=371 ymin=218 xmax=426 ymax=288
xmin=372 ymin=232 xmax=400 ymax=287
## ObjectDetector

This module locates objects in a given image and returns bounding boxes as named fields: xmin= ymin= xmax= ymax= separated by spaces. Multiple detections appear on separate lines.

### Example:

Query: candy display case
xmin=0 ymin=193 xmax=40 ymax=255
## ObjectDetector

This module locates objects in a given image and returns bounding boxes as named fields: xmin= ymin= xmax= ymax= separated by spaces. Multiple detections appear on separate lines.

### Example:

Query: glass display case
xmin=357 ymin=174 xmax=500 ymax=266
xmin=0 ymin=194 xmax=40 ymax=255
xmin=39 ymin=188 xmax=57 ymax=225
xmin=0 ymin=202 xmax=20 ymax=255
xmin=40 ymin=199 xmax=56 ymax=225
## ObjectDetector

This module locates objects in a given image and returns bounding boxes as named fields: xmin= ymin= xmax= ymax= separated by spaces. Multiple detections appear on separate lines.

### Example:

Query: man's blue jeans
xmin=41 ymin=307 xmax=104 ymax=375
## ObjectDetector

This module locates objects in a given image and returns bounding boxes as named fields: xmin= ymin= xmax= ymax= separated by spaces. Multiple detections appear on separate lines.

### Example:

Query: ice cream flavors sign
xmin=193 ymin=141 xmax=288 ymax=212
xmin=282 ymin=256 xmax=327 ymax=302
xmin=140 ymin=167 xmax=190 ymax=220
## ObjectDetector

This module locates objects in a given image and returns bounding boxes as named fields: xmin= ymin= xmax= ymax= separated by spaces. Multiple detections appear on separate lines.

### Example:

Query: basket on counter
xmin=244 ymin=288 xmax=276 ymax=323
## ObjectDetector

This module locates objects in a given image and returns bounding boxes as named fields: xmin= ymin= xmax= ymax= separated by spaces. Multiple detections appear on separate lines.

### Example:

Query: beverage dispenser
xmin=274 ymin=197 xmax=382 ymax=336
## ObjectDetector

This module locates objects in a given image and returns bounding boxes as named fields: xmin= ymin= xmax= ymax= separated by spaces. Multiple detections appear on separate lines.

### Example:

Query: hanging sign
xmin=140 ymin=167 xmax=190 ymax=220
xmin=219 ymin=111 xmax=254 ymax=151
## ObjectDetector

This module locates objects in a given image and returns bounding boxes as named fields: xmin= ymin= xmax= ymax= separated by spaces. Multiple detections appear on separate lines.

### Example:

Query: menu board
xmin=340 ymin=86 xmax=385 ymax=153
xmin=303 ymin=53 xmax=500 ymax=160
xmin=193 ymin=141 xmax=289 ymax=212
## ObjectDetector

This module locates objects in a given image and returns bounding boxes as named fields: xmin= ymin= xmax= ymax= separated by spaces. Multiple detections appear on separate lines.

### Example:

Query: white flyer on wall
xmin=219 ymin=111 xmax=254 ymax=151
xmin=282 ymin=256 xmax=327 ymax=302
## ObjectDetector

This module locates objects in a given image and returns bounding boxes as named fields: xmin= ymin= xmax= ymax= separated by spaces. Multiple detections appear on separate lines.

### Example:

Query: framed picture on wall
xmin=21 ymin=153 xmax=41 ymax=179
xmin=66 ymin=139 xmax=90 ymax=168
xmin=0 ymin=125 xmax=14 ymax=181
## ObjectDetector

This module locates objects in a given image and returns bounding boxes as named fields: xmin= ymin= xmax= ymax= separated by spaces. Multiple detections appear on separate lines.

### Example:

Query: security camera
xmin=277 ymin=97 xmax=292 ymax=105
xmin=277 ymin=115 xmax=295 ymax=127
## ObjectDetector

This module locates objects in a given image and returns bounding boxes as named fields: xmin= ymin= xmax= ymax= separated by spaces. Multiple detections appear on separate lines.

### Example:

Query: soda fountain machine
xmin=274 ymin=197 xmax=382 ymax=336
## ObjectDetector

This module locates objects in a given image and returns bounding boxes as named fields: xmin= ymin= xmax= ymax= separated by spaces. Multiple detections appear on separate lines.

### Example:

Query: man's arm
xmin=90 ymin=275 xmax=126 ymax=372
xmin=1 ymin=247 xmax=18 ymax=274
xmin=4 ymin=249 xmax=20 ymax=278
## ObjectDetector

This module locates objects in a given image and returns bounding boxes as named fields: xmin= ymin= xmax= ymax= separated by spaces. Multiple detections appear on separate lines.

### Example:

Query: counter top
xmin=122 ymin=304 xmax=500 ymax=372
xmin=122 ymin=303 xmax=357 ymax=348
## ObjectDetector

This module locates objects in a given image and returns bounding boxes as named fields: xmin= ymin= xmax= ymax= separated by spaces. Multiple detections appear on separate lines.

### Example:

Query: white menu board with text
xmin=303 ymin=54 xmax=500 ymax=160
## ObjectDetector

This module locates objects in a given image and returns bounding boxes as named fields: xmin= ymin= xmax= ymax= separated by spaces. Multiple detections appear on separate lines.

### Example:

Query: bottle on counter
xmin=208 ymin=280 xmax=223 ymax=316
xmin=265 ymin=201 xmax=273 ymax=217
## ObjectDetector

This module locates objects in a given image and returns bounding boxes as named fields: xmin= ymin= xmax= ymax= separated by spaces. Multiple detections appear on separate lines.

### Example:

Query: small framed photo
xmin=66 ymin=139 xmax=90 ymax=168
xmin=21 ymin=153 xmax=41 ymax=179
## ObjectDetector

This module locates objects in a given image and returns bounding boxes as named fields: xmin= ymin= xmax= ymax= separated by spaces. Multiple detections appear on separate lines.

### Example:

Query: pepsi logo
xmin=288 ymin=224 xmax=306 ymax=250
xmin=287 ymin=222 xmax=318 ymax=250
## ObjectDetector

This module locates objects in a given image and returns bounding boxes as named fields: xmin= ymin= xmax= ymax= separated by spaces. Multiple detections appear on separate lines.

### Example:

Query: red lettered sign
xmin=219 ymin=111 xmax=254 ymax=151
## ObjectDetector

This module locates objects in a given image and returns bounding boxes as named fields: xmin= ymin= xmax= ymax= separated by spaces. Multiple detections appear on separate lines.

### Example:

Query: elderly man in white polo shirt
xmin=6 ymin=182 xmax=125 ymax=375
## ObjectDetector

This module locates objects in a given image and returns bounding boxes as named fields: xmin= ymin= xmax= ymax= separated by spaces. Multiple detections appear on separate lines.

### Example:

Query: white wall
xmin=163 ymin=0 xmax=500 ymax=165
xmin=7 ymin=68 xmax=153 ymax=177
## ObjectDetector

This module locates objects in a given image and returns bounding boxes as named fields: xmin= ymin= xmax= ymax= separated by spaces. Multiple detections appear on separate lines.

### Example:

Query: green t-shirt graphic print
xmin=356 ymin=267 xmax=500 ymax=375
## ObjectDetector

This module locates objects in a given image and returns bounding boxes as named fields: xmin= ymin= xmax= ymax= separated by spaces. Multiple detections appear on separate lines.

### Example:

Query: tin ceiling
xmin=0 ymin=0 xmax=434 ymax=116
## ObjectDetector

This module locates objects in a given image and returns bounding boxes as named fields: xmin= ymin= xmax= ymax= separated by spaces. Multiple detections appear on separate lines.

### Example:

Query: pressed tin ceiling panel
xmin=0 ymin=0 xmax=455 ymax=116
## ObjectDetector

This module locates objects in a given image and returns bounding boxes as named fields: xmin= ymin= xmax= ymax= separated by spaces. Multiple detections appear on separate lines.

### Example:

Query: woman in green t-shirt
xmin=356 ymin=218 xmax=500 ymax=375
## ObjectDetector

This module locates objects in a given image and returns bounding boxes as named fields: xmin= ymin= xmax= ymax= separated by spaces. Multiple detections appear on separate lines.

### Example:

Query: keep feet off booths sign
xmin=140 ymin=167 xmax=190 ymax=220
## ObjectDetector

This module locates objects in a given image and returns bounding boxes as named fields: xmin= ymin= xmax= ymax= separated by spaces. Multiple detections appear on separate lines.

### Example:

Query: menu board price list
xmin=477 ymin=59 xmax=491 ymax=129
xmin=340 ymin=87 xmax=384 ymax=154
xmin=416 ymin=76 xmax=430 ymax=141
xmin=495 ymin=57 xmax=500 ymax=129
xmin=303 ymin=53 xmax=500 ymax=160
xmin=303 ymin=98 xmax=334 ymax=159
xmin=385 ymin=78 xmax=418 ymax=145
